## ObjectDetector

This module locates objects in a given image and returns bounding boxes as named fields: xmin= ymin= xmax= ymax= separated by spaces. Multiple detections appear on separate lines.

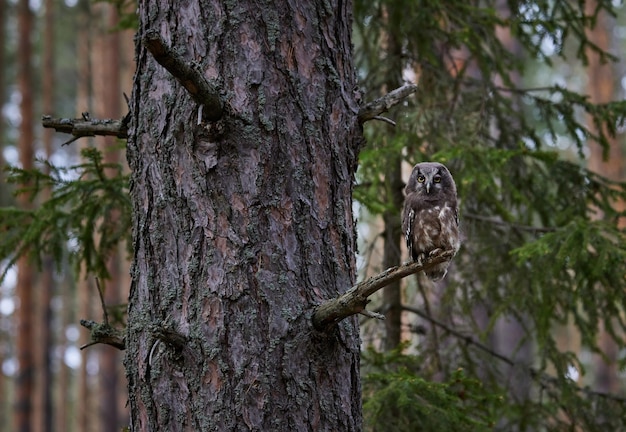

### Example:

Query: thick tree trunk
xmin=125 ymin=1 xmax=363 ymax=430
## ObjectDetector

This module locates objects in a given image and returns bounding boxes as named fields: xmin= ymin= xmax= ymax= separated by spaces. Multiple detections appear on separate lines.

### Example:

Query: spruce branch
xmin=142 ymin=29 xmax=223 ymax=121
xmin=403 ymin=305 xmax=626 ymax=405
xmin=358 ymin=83 xmax=418 ymax=124
xmin=312 ymin=250 xmax=455 ymax=330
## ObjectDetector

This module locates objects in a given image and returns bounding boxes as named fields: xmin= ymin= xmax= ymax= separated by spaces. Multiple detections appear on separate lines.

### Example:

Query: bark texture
xmin=125 ymin=1 xmax=362 ymax=430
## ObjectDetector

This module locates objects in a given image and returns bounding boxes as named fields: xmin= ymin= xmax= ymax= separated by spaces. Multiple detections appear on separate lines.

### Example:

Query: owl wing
xmin=403 ymin=208 xmax=416 ymax=261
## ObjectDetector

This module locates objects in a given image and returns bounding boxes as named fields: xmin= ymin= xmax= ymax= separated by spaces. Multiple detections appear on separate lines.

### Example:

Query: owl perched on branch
xmin=402 ymin=162 xmax=460 ymax=281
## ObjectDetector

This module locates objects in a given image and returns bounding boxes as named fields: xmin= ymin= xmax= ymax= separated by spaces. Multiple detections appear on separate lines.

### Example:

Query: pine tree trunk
xmin=15 ymin=0 xmax=35 ymax=431
xmin=125 ymin=1 xmax=362 ymax=430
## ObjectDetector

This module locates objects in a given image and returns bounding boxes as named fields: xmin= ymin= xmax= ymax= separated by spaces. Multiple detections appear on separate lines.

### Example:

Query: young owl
xmin=402 ymin=162 xmax=460 ymax=281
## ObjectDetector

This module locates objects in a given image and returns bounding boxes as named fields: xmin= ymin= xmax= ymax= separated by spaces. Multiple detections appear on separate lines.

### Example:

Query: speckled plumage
xmin=402 ymin=162 xmax=460 ymax=280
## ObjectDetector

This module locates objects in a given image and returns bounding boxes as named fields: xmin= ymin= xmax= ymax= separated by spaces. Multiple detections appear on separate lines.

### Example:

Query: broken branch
xmin=312 ymin=250 xmax=455 ymax=330
xmin=358 ymin=83 xmax=418 ymax=124
xmin=80 ymin=319 xmax=125 ymax=350
xmin=142 ymin=29 xmax=223 ymax=121
xmin=42 ymin=115 xmax=128 ymax=142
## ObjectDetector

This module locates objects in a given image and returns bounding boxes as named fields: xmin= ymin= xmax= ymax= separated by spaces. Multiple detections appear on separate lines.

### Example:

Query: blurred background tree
xmin=0 ymin=0 xmax=625 ymax=431
xmin=1 ymin=0 xmax=134 ymax=431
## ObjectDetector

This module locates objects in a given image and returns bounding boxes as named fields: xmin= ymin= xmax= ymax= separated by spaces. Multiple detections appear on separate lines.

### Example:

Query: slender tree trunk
xmin=381 ymin=171 xmax=402 ymax=351
xmin=36 ymin=0 xmax=56 ymax=430
xmin=92 ymin=3 xmax=125 ymax=430
xmin=126 ymin=1 xmax=362 ymax=430
xmin=0 ymin=0 xmax=7 ymax=206
xmin=0 ymin=2 xmax=9 ymax=424
xmin=75 ymin=1 xmax=94 ymax=431
xmin=381 ymin=26 xmax=405 ymax=351
xmin=14 ymin=0 xmax=35 ymax=430
xmin=585 ymin=3 xmax=623 ymax=394
xmin=55 ymin=273 xmax=71 ymax=432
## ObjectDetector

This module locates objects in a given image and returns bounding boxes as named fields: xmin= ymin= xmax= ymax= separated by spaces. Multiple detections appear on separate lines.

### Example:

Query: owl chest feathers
xmin=404 ymin=198 xmax=460 ymax=259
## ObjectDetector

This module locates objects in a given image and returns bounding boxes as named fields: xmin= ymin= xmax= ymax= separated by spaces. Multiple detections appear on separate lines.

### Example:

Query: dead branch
xmin=80 ymin=319 xmax=125 ymax=350
xmin=42 ymin=115 xmax=128 ymax=143
xmin=142 ymin=29 xmax=223 ymax=122
xmin=312 ymin=250 xmax=455 ymax=330
xmin=357 ymin=83 xmax=418 ymax=124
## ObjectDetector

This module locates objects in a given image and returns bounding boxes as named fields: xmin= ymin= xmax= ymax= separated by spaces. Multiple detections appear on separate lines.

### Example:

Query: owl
xmin=402 ymin=162 xmax=460 ymax=281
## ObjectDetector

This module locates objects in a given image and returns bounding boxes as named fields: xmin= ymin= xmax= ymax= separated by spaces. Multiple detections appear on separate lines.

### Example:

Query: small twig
xmin=95 ymin=277 xmax=109 ymax=325
xmin=358 ymin=83 xmax=418 ymax=124
xmin=312 ymin=250 xmax=455 ymax=330
xmin=371 ymin=115 xmax=396 ymax=126
xmin=142 ymin=29 xmax=223 ymax=121
xmin=148 ymin=340 xmax=162 ymax=367
xmin=359 ymin=309 xmax=387 ymax=320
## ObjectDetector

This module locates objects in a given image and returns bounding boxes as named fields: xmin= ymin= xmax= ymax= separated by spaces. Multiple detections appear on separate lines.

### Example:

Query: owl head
xmin=405 ymin=162 xmax=456 ymax=197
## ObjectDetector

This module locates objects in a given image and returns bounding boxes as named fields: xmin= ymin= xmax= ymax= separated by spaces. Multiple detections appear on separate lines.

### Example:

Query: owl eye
xmin=417 ymin=175 xmax=425 ymax=183
xmin=433 ymin=176 xmax=442 ymax=183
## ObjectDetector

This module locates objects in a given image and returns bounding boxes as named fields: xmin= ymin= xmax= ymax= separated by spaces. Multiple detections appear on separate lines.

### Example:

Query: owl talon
xmin=428 ymin=248 xmax=443 ymax=258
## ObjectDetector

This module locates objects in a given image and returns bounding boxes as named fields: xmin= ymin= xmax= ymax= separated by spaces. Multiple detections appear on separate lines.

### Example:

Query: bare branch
xmin=358 ymin=83 xmax=418 ymax=124
xmin=312 ymin=250 xmax=455 ymax=330
xmin=42 ymin=115 xmax=128 ymax=142
xmin=142 ymin=29 xmax=223 ymax=121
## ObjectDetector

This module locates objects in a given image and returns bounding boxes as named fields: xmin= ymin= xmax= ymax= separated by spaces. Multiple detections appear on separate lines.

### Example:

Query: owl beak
xmin=426 ymin=181 xmax=431 ymax=194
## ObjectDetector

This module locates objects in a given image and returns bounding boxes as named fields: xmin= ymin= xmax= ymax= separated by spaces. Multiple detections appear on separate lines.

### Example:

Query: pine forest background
xmin=0 ymin=0 xmax=625 ymax=431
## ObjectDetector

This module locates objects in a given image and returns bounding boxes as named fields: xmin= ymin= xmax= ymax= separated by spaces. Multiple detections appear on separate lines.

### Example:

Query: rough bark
xmin=125 ymin=1 xmax=362 ymax=431
xmin=15 ymin=0 xmax=35 ymax=431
